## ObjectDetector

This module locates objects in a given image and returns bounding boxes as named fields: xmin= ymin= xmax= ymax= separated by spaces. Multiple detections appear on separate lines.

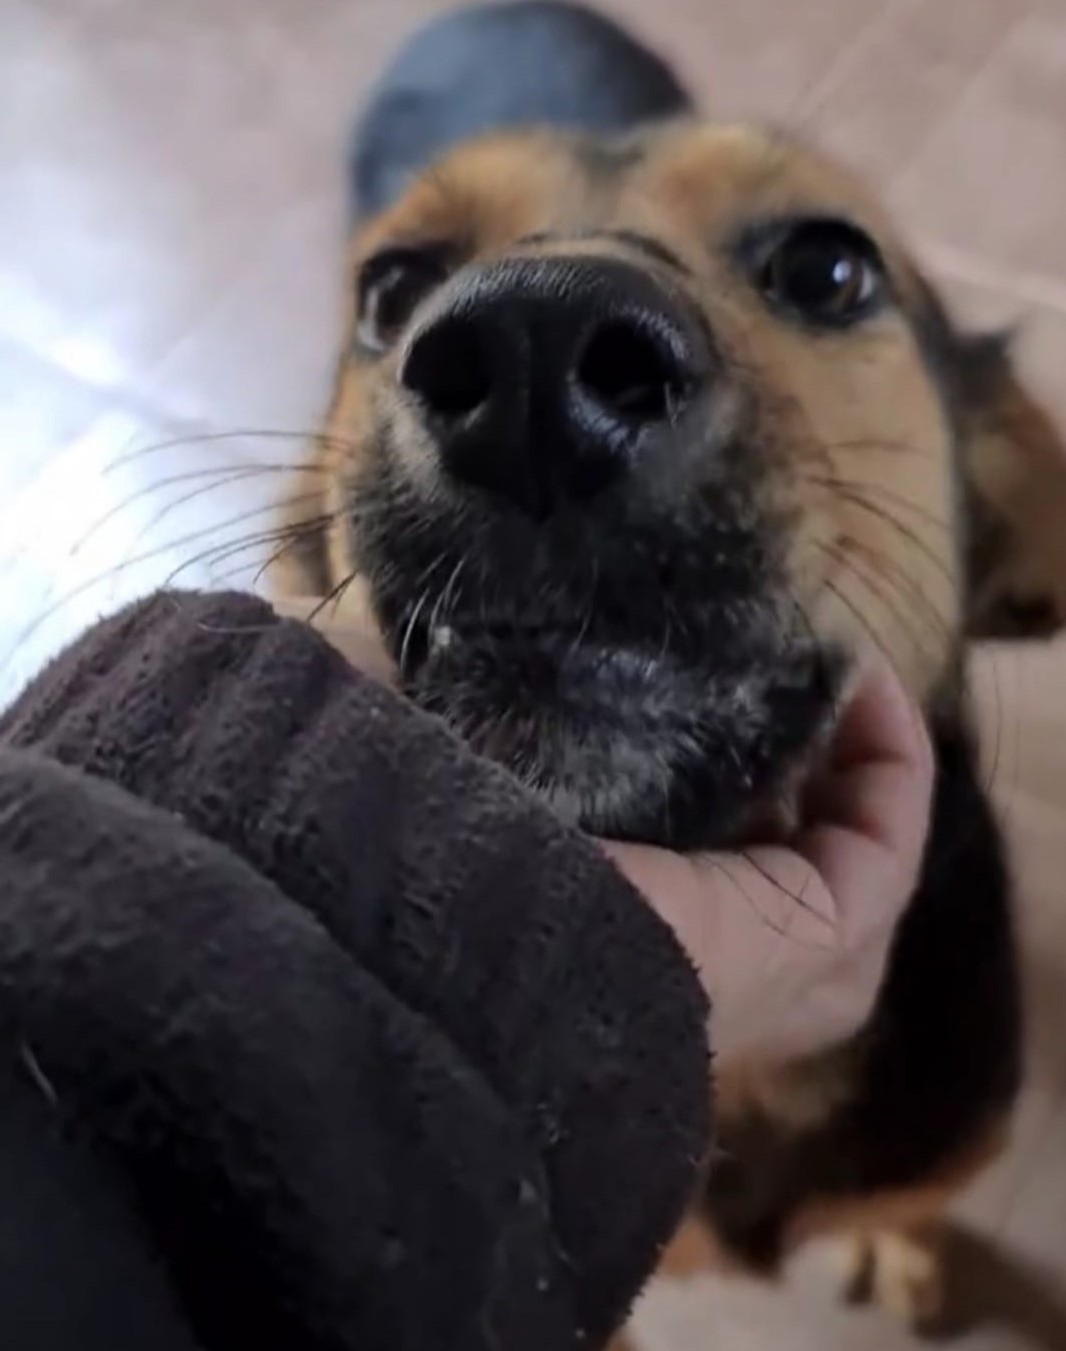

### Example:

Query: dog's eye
xmin=756 ymin=220 xmax=885 ymax=326
xmin=356 ymin=250 xmax=447 ymax=354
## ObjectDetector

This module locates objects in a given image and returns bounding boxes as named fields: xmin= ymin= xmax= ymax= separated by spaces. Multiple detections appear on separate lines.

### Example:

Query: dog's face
xmin=312 ymin=123 xmax=1066 ymax=848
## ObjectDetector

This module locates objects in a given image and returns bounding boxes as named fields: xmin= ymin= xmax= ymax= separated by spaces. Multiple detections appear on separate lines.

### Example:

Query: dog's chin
xmin=397 ymin=624 xmax=847 ymax=850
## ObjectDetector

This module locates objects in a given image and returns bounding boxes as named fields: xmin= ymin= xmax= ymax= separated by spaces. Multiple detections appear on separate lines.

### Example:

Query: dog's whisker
xmin=211 ymin=522 xmax=331 ymax=590
xmin=249 ymin=513 xmax=353 ymax=590
xmin=708 ymin=855 xmax=793 ymax=940
xmin=738 ymin=849 xmax=830 ymax=929
xmin=840 ymin=538 xmax=1014 ymax=836
xmin=826 ymin=486 xmax=958 ymax=592
xmin=0 ymin=504 xmax=327 ymax=682
xmin=304 ymin=567 xmax=366 ymax=626
xmin=399 ymin=586 xmax=434 ymax=677
xmin=160 ymin=513 xmax=336 ymax=592
xmin=568 ymin=554 xmax=601 ymax=663
xmin=818 ymin=435 xmax=939 ymax=461
xmin=809 ymin=540 xmax=896 ymax=671
xmin=804 ymin=472 xmax=953 ymax=536
xmin=842 ymin=534 xmax=954 ymax=648
xmin=779 ymin=585 xmax=842 ymax=712
xmin=205 ymin=521 xmax=336 ymax=589
xmin=102 ymin=427 xmax=360 ymax=477
xmin=113 ymin=466 xmax=324 ymax=565
xmin=430 ymin=552 xmax=469 ymax=638
xmin=823 ymin=537 xmax=935 ymax=668
xmin=69 ymin=464 xmax=314 ymax=557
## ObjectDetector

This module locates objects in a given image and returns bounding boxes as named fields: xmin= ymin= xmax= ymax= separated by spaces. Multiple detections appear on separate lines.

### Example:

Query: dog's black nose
xmin=399 ymin=255 xmax=703 ymax=514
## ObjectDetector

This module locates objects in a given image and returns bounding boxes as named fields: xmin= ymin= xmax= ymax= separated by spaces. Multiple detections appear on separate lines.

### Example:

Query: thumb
xmin=600 ymin=839 xmax=849 ymax=1054
xmin=600 ymin=657 xmax=934 ymax=1058
xmin=796 ymin=655 xmax=934 ymax=938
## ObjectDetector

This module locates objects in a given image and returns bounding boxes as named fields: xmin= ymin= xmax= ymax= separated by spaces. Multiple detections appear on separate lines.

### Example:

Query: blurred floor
xmin=2 ymin=1 xmax=1066 ymax=1347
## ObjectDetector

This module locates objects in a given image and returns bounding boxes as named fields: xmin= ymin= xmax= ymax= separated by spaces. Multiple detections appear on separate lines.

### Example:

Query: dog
xmin=276 ymin=0 xmax=1066 ymax=1333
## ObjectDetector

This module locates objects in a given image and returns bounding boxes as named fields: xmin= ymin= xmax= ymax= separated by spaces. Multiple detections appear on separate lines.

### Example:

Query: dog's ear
xmin=957 ymin=333 xmax=1066 ymax=639
xmin=913 ymin=276 xmax=1066 ymax=639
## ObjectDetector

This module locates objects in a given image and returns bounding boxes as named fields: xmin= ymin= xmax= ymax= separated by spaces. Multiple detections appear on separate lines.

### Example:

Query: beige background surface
xmin=2 ymin=1 xmax=1066 ymax=1347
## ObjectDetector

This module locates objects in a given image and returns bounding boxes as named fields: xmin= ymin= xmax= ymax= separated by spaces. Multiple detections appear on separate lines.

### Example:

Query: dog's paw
xmin=834 ymin=1229 xmax=945 ymax=1330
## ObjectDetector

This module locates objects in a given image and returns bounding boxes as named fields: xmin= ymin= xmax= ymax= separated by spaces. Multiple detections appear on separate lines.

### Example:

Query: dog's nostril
xmin=401 ymin=317 xmax=493 ymax=419
xmin=394 ymin=258 xmax=707 ymax=514
xmin=577 ymin=319 xmax=684 ymax=423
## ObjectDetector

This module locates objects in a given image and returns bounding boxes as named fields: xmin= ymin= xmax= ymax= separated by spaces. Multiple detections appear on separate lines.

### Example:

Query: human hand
xmin=601 ymin=657 xmax=934 ymax=1061
xmin=297 ymin=597 xmax=934 ymax=1061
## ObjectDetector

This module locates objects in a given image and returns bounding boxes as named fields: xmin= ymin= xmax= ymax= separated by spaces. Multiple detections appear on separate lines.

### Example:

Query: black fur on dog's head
xmin=349 ymin=0 xmax=693 ymax=220
xmin=295 ymin=2 xmax=1066 ymax=850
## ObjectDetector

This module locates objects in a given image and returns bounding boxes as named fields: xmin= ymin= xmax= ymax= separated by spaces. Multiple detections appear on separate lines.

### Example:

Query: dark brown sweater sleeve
xmin=0 ymin=590 xmax=711 ymax=1351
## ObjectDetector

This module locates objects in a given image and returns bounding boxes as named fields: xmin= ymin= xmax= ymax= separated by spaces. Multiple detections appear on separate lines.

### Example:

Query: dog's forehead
xmin=625 ymin=125 xmax=900 ymax=241
xmin=358 ymin=122 xmax=905 ymax=262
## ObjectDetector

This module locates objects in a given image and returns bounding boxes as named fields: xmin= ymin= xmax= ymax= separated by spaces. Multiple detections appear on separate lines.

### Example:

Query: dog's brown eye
xmin=356 ymin=250 xmax=447 ymax=354
xmin=757 ymin=220 xmax=885 ymax=327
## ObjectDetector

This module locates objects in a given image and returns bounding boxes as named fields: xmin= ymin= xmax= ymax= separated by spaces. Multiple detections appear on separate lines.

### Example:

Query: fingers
xmin=600 ymin=656 xmax=934 ymax=1059
xmin=600 ymin=839 xmax=860 ymax=1056
xmin=797 ymin=657 xmax=934 ymax=935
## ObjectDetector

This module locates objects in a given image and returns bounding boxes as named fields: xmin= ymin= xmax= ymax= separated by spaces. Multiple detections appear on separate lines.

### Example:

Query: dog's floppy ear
xmin=914 ymin=275 xmax=1066 ymax=640
xmin=958 ymin=333 xmax=1066 ymax=639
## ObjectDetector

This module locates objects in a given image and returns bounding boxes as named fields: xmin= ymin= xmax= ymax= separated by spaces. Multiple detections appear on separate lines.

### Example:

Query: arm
xmin=0 ymin=591 xmax=711 ymax=1351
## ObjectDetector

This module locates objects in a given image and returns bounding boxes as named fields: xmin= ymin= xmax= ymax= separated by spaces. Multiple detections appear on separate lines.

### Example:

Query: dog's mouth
xmin=372 ymin=575 xmax=848 ymax=851
xmin=351 ymin=414 xmax=851 ymax=847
